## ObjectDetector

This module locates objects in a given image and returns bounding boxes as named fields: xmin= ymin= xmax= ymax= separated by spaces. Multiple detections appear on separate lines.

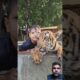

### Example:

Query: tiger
xmin=31 ymin=28 xmax=63 ymax=64
xmin=37 ymin=30 xmax=63 ymax=60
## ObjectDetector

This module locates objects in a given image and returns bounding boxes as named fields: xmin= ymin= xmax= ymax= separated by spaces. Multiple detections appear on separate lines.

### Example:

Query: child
xmin=19 ymin=26 xmax=38 ymax=51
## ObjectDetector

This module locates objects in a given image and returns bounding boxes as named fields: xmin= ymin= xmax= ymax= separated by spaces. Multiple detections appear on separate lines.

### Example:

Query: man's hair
xmin=1 ymin=0 xmax=17 ymax=32
xmin=52 ymin=62 xmax=61 ymax=67
xmin=3 ymin=0 xmax=17 ymax=17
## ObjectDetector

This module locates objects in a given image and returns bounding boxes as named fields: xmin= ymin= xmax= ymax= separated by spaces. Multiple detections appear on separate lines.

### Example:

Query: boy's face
xmin=52 ymin=64 xmax=61 ymax=76
xmin=29 ymin=28 xmax=37 ymax=43
xmin=5 ymin=5 xmax=18 ymax=48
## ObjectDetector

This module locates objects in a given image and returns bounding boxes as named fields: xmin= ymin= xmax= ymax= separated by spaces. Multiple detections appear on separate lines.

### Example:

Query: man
xmin=0 ymin=0 xmax=17 ymax=80
xmin=47 ymin=62 xmax=63 ymax=80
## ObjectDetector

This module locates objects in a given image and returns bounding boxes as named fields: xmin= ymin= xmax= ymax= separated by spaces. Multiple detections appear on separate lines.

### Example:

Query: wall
xmin=18 ymin=54 xmax=59 ymax=80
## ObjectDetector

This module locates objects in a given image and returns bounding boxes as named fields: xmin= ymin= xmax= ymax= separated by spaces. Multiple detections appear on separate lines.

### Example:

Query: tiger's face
xmin=37 ymin=30 xmax=56 ymax=51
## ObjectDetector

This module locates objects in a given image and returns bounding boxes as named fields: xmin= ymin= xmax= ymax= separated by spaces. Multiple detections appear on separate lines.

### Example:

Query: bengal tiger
xmin=37 ymin=30 xmax=63 ymax=60
xmin=31 ymin=30 xmax=63 ymax=64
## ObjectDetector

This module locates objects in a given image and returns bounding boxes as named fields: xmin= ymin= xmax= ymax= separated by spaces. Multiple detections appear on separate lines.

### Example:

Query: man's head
xmin=52 ymin=62 xmax=62 ymax=76
xmin=4 ymin=0 xmax=18 ymax=48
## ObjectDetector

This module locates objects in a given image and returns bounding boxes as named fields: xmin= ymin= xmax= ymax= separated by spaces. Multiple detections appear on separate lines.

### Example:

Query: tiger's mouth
xmin=43 ymin=37 xmax=55 ymax=50
xmin=39 ymin=41 xmax=56 ymax=53
xmin=39 ymin=48 xmax=46 ymax=52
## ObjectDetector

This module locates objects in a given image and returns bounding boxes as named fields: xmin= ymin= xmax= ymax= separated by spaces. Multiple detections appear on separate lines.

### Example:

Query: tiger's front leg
xmin=31 ymin=47 xmax=43 ymax=64
xmin=57 ymin=45 xmax=63 ymax=61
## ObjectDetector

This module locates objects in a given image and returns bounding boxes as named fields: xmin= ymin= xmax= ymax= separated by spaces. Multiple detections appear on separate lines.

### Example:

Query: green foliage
xmin=18 ymin=0 xmax=26 ymax=28
xmin=18 ymin=0 xmax=62 ymax=27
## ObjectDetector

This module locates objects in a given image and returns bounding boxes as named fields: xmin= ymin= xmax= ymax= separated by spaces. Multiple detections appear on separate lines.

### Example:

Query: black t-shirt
xmin=19 ymin=38 xmax=37 ymax=51
xmin=47 ymin=74 xmax=63 ymax=80
xmin=0 ymin=33 xmax=17 ymax=71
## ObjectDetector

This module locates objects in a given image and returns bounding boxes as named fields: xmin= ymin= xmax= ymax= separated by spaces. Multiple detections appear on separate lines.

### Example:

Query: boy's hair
xmin=28 ymin=25 xmax=37 ymax=33
xmin=52 ymin=62 xmax=61 ymax=67
xmin=26 ymin=25 xmax=40 ymax=34
xmin=22 ymin=24 xmax=41 ymax=36
xmin=1 ymin=0 xmax=17 ymax=32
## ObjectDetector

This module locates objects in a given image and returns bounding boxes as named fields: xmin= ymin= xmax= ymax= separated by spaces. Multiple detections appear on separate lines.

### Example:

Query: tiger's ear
xmin=54 ymin=30 xmax=63 ymax=39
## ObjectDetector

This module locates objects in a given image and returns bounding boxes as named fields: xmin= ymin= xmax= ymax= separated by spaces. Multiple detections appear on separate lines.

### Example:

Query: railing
xmin=41 ymin=26 xmax=58 ymax=33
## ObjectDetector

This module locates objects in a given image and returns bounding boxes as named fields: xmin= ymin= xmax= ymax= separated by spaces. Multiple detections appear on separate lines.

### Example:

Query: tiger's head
xmin=37 ymin=30 xmax=56 ymax=51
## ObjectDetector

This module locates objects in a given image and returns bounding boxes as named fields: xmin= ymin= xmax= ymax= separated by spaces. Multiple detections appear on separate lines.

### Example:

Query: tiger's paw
xmin=32 ymin=58 xmax=43 ymax=64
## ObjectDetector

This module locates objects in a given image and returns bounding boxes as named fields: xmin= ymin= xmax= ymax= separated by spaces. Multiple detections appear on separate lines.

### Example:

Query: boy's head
xmin=27 ymin=25 xmax=41 ymax=43
xmin=52 ymin=62 xmax=62 ymax=76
